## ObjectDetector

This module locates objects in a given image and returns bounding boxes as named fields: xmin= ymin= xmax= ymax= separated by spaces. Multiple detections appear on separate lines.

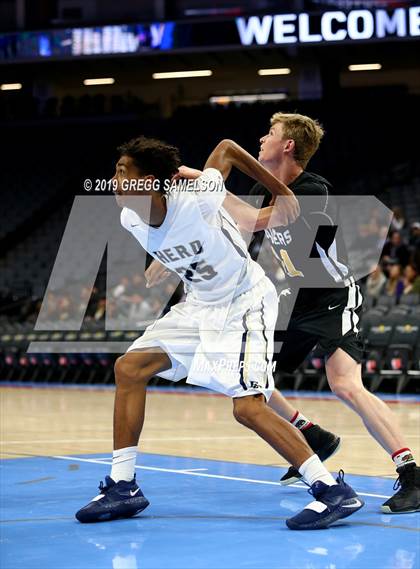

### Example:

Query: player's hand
xmin=171 ymin=165 xmax=203 ymax=182
xmin=269 ymin=195 xmax=301 ymax=226
xmin=145 ymin=260 xmax=171 ymax=288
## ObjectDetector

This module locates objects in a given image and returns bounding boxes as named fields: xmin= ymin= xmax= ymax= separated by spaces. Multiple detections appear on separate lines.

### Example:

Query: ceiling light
xmin=153 ymin=70 xmax=213 ymax=79
xmin=210 ymin=93 xmax=287 ymax=105
xmin=83 ymin=78 xmax=115 ymax=85
xmin=0 ymin=83 xmax=22 ymax=91
xmin=348 ymin=64 xmax=382 ymax=71
xmin=258 ymin=68 xmax=291 ymax=76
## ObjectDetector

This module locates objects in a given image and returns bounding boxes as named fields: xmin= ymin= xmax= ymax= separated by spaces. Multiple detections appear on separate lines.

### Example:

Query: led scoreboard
xmin=0 ymin=6 xmax=418 ymax=62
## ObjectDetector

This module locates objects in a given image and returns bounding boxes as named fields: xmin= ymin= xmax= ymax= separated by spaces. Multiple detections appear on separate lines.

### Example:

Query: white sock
xmin=392 ymin=447 xmax=416 ymax=469
xmin=290 ymin=410 xmax=313 ymax=431
xmin=110 ymin=446 xmax=137 ymax=482
xmin=298 ymin=454 xmax=337 ymax=487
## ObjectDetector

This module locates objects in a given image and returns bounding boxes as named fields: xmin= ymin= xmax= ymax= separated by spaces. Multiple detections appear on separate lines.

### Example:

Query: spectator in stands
xmin=366 ymin=265 xmax=387 ymax=299
xmin=124 ymin=273 xmax=154 ymax=322
xmin=57 ymin=293 xmax=72 ymax=321
xmin=94 ymin=298 xmax=106 ymax=320
xmin=131 ymin=273 xmax=145 ymax=291
xmin=382 ymin=230 xmax=410 ymax=267
xmin=128 ymin=292 xmax=153 ymax=322
xmin=93 ymin=297 xmax=117 ymax=320
xmin=149 ymin=296 xmax=165 ymax=316
xmin=112 ymin=276 xmax=133 ymax=317
xmin=112 ymin=277 xmax=131 ymax=300
xmin=78 ymin=285 xmax=98 ymax=319
xmin=377 ymin=225 xmax=390 ymax=254
xmin=44 ymin=291 xmax=59 ymax=319
xmin=408 ymin=222 xmax=420 ymax=270
xmin=409 ymin=222 xmax=420 ymax=247
xmin=402 ymin=264 xmax=420 ymax=296
xmin=354 ymin=222 xmax=379 ymax=252
xmin=390 ymin=207 xmax=406 ymax=232
xmin=384 ymin=262 xmax=404 ymax=298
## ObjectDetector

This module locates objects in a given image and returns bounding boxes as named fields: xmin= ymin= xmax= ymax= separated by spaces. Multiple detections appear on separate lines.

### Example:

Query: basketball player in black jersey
xmin=251 ymin=112 xmax=419 ymax=514
xmin=146 ymin=116 xmax=419 ymax=514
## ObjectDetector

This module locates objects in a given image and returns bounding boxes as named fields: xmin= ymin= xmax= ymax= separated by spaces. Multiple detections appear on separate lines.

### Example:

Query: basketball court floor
xmin=1 ymin=384 xmax=419 ymax=569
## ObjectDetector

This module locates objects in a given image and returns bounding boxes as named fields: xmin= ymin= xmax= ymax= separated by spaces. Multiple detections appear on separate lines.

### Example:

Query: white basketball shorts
xmin=127 ymin=277 xmax=278 ymax=400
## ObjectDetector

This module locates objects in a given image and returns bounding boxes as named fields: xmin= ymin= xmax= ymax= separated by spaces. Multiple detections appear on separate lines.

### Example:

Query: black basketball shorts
xmin=274 ymin=282 xmax=364 ymax=373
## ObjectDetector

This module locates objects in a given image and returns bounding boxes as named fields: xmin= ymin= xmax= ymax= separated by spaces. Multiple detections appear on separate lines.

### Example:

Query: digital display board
xmin=0 ymin=6 xmax=419 ymax=63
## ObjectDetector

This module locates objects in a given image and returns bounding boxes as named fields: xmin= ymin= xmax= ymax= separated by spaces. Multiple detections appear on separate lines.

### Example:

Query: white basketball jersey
xmin=120 ymin=168 xmax=265 ymax=304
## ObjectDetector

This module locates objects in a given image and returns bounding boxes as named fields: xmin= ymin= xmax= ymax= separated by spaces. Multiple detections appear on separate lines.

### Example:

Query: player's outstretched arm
xmin=223 ymin=191 xmax=299 ymax=231
xmin=172 ymin=141 xmax=300 ymax=230
xmin=204 ymin=139 xmax=300 ymax=230
xmin=205 ymin=139 xmax=294 ymax=200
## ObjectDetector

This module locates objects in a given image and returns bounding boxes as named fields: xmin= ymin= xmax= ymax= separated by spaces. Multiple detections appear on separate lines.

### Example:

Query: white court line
xmin=53 ymin=455 xmax=391 ymax=499
xmin=2 ymin=435 xmax=258 ymax=445
xmin=329 ymin=434 xmax=419 ymax=439
xmin=3 ymin=434 xmax=419 ymax=445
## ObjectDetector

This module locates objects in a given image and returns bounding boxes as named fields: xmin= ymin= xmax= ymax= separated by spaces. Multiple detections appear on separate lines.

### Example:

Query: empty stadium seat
xmin=407 ymin=345 xmax=420 ymax=382
xmin=399 ymin=294 xmax=420 ymax=307
xmin=379 ymin=325 xmax=419 ymax=392
xmin=386 ymin=306 xmax=411 ymax=326
xmin=376 ymin=295 xmax=396 ymax=310
xmin=292 ymin=348 xmax=326 ymax=391
xmin=363 ymin=325 xmax=394 ymax=391
xmin=361 ymin=309 xmax=388 ymax=329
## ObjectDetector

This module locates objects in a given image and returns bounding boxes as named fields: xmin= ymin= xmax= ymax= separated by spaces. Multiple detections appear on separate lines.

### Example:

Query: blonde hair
xmin=270 ymin=112 xmax=324 ymax=168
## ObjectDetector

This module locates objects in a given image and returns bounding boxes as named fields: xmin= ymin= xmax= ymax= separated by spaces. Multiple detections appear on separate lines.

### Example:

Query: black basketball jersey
xmin=249 ymin=171 xmax=352 ymax=310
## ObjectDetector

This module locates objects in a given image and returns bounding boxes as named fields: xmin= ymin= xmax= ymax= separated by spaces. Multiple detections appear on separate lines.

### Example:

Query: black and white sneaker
xmin=381 ymin=464 xmax=420 ymax=514
xmin=75 ymin=475 xmax=149 ymax=523
xmin=280 ymin=424 xmax=341 ymax=486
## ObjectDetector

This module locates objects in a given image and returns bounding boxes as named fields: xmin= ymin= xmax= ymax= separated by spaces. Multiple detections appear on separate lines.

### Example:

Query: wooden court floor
xmin=1 ymin=386 xmax=419 ymax=477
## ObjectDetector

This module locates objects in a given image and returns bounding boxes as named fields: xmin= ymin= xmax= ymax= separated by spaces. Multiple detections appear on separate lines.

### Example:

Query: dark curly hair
xmin=117 ymin=136 xmax=181 ymax=189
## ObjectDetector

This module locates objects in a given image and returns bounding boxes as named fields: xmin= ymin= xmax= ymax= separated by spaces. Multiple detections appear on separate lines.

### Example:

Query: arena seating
xmin=1 ymin=97 xmax=419 ymax=391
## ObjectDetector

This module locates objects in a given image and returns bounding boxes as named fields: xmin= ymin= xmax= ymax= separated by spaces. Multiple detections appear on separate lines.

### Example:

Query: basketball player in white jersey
xmin=75 ymin=136 xmax=363 ymax=530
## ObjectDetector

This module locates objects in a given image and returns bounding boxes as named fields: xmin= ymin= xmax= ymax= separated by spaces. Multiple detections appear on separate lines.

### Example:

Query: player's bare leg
xmin=267 ymin=389 xmax=297 ymax=420
xmin=325 ymin=348 xmax=406 ymax=453
xmin=233 ymin=394 xmax=324 ymax=469
xmin=76 ymin=348 xmax=171 ymax=523
xmin=326 ymin=347 xmax=419 ymax=514
xmin=113 ymin=349 xmax=172 ymax=449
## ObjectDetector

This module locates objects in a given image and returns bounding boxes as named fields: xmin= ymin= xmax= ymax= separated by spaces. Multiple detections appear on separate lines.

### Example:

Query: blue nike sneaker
xmin=286 ymin=471 xmax=364 ymax=530
xmin=75 ymin=475 xmax=149 ymax=523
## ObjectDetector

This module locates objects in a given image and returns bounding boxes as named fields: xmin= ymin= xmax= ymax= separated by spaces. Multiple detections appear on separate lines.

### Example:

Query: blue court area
xmin=1 ymin=452 xmax=419 ymax=569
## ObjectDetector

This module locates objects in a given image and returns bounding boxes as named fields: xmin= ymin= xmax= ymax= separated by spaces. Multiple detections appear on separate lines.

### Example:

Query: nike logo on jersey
xmin=328 ymin=304 xmax=341 ymax=310
xmin=130 ymin=488 xmax=141 ymax=497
